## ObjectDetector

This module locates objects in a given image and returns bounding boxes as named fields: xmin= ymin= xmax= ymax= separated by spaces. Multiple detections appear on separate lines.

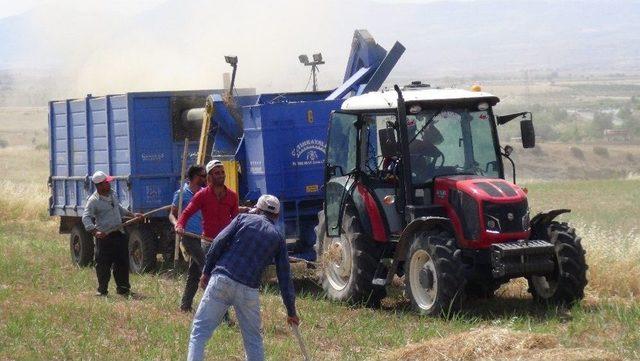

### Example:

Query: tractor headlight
xmin=522 ymin=210 xmax=531 ymax=231
xmin=486 ymin=215 xmax=501 ymax=234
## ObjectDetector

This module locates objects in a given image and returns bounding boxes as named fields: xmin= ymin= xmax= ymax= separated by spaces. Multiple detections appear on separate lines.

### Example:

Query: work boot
xmin=117 ymin=290 xmax=135 ymax=298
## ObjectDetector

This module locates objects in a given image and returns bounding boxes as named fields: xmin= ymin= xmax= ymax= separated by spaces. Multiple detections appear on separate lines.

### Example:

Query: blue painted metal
xmin=50 ymin=90 xmax=213 ymax=216
xmin=342 ymin=29 xmax=387 ymax=82
xmin=326 ymin=66 xmax=373 ymax=100
xmin=361 ymin=41 xmax=406 ymax=94
xmin=48 ymin=30 xmax=404 ymax=261
xmin=326 ymin=31 xmax=403 ymax=100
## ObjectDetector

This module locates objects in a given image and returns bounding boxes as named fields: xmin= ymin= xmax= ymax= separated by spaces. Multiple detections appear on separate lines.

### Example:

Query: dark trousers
xmin=181 ymin=235 xmax=206 ymax=310
xmin=95 ymin=231 xmax=130 ymax=295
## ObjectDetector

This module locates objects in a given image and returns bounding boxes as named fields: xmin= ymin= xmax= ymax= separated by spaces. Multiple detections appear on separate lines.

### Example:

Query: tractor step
xmin=490 ymin=240 xmax=555 ymax=278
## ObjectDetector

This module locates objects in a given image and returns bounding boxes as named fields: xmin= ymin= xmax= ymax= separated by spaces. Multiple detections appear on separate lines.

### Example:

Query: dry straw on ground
xmin=0 ymin=180 xmax=49 ymax=221
xmin=579 ymin=223 xmax=640 ymax=298
xmin=382 ymin=327 xmax=621 ymax=361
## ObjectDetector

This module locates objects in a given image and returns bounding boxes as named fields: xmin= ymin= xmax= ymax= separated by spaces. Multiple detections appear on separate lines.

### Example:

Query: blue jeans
xmin=187 ymin=273 xmax=263 ymax=361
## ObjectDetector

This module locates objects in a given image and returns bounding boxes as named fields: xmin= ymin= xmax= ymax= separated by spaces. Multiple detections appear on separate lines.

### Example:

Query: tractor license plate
xmin=490 ymin=240 xmax=555 ymax=278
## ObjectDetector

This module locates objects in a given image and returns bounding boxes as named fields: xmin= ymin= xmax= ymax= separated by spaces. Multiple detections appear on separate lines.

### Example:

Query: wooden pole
xmin=291 ymin=324 xmax=311 ymax=361
xmin=197 ymin=98 xmax=213 ymax=165
xmin=174 ymin=138 xmax=189 ymax=265
xmin=103 ymin=205 xmax=172 ymax=234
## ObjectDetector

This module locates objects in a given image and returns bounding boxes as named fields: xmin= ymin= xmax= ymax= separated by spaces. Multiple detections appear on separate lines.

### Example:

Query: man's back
xmin=203 ymin=212 xmax=296 ymax=317
xmin=206 ymin=213 xmax=284 ymax=288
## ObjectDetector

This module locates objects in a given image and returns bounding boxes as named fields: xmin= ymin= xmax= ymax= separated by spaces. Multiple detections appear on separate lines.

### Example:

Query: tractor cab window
xmin=470 ymin=111 xmax=500 ymax=178
xmin=326 ymin=112 xmax=358 ymax=175
xmin=361 ymin=114 xmax=397 ymax=177
xmin=407 ymin=107 xmax=500 ymax=184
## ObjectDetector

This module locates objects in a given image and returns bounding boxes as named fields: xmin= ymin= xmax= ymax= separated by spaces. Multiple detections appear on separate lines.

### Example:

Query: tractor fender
xmin=326 ymin=178 xmax=388 ymax=242
xmin=379 ymin=216 xmax=451 ymax=284
xmin=530 ymin=209 xmax=571 ymax=238
xmin=395 ymin=216 xmax=451 ymax=263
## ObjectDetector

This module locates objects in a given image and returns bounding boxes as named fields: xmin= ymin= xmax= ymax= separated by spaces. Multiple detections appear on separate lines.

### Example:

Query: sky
xmin=1 ymin=0 xmax=638 ymax=100
xmin=0 ymin=0 xmax=167 ymax=19
xmin=0 ymin=0 xmax=483 ymax=19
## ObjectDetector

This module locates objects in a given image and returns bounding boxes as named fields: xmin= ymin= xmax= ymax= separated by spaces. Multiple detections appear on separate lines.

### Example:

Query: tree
xmin=589 ymin=111 xmax=613 ymax=138
xmin=617 ymin=107 xmax=632 ymax=121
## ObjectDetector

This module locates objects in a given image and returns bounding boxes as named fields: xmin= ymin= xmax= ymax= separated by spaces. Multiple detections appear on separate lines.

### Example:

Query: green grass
xmin=1 ymin=179 xmax=640 ymax=360
xmin=524 ymin=179 xmax=640 ymax=233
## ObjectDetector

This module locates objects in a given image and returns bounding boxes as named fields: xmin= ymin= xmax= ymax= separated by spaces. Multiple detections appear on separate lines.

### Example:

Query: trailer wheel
xmin=70 ymin=224 xmax=94 ymax=267
xmin=528 ymin=222 xmax=587 ymax=306
xmin=128 ymin=226 xmax=157 ymax=274
xmin=404 ymin=229 xmax=465 ymax=316
xmin=315 ymin=206 xmax=386 ymax=306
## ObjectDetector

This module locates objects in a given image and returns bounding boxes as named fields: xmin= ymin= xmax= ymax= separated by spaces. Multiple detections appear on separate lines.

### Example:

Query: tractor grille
xmin=483 ymin=199 xmax=529 ymax=233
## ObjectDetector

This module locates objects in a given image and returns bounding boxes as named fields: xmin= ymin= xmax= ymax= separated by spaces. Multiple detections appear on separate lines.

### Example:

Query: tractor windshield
xmin=407 ymin=108 xmax=500 ymax=184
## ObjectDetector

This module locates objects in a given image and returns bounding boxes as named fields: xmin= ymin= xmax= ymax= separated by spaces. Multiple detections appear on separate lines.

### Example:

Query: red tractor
xmin=315 ymin=82 xmax=587 ymax=315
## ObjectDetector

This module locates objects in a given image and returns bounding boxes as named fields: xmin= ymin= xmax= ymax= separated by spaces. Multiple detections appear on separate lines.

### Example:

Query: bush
xmin=593 ymin=146 xmax=610 ymax=158
xmin=570 ymin=146 xmax=585 ymax=160
xmin=625 ymin=153 xmax=636 ymax=163
xmin=35 ymin=143 xmax=48 ymax=151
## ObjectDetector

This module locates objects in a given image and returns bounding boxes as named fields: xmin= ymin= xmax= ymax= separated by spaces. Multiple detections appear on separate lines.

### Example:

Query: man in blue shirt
xmin=187 ymin=195 xmax=299 ymax=361
xmin=169 ymin=165 xmax=206 ymax=312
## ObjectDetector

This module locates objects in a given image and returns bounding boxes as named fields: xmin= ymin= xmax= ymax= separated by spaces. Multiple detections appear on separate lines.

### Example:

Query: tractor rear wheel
xmin=404 ymin=229 xmax=465 ymax=316
xmin=315 ymin=206 xmax=386 ymax=306
xmin=528 ymin=222 xmax=587 ymax=306
xmin=70 ymin=224 xmax=94 ymax=267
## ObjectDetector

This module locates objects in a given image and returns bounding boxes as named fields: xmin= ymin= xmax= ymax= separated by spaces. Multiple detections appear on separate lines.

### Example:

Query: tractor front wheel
xmin=404 ymin=229 xmax=465 ymax=316
xmin=528 ymin=222 xmax=587 ymax=306
xmin=315 ymin=206 xmax=386 ymax=306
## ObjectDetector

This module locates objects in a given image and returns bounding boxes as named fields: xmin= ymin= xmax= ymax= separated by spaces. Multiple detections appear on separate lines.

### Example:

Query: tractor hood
xmin=434 ymin=175 xmax=527 ymax=203
xmin=433 ymin=175 xmax=531 ymax=249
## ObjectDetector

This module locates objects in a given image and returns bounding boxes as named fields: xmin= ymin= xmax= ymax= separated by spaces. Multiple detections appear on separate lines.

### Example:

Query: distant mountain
xmin=0 ymin=0 xmax=639 ymax=100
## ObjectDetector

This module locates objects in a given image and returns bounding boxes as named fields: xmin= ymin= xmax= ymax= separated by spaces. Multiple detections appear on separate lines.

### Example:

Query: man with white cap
xmin=82 ymin=171 xmax=142 ymax=296
xmin=186 ymin=194 xmax=299 ymax=361
xmin=176 ymin=159 xmax=247 ymax=249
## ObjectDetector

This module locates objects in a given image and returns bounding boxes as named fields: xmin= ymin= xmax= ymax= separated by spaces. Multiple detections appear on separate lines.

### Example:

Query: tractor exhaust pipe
xmin=394 ymin=85 xmax=414 ymax=219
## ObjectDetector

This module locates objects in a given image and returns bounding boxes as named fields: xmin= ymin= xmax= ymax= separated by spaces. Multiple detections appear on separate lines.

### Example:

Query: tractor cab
xmin=324 ymin=84 xmax=532 ymax=238
xmin=316 ymin=83 xmax=587 ymax=315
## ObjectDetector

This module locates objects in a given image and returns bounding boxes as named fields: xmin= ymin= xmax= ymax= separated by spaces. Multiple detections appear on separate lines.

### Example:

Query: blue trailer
xmin=49 ymin=30 xmax=404 ymax=273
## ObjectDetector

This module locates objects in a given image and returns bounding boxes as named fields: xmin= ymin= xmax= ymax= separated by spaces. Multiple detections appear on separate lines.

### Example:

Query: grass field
xmin=0 ymin=144 xmax=639 ymax=360
xmin=1 ymin=100 xmax=639 ymax=360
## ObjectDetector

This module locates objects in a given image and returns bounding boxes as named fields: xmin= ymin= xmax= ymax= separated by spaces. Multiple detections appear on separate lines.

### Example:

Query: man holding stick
xmin=186 ymin=195 xmax=299 ymax=361
xmin=175 ymin=160 xmax=248 ymax=306
xmin=169 ymin=165 xmax=206 ymax=312
xmin=82 ymin=171 xmax=143 ymax=297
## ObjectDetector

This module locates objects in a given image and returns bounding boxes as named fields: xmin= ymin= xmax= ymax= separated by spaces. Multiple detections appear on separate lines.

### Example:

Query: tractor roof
xmin=341 ymin=87 xmax=500 ymax=111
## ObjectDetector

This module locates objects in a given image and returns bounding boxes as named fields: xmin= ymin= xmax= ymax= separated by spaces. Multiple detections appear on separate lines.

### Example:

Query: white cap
xmin=206 ymin=159 xmax=224 ymax=173
xmin=255 ymin=194 xmax=280 ymax=214
xmin=91 ymin=171 xmax=113 ymax=184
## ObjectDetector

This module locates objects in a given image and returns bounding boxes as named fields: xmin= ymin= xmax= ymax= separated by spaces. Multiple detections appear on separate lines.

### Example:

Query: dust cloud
xmin=5 ymin=0 xmax=374 ymax=98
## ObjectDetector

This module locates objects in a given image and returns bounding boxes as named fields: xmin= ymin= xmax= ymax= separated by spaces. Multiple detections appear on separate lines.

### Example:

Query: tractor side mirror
xmin=520 ymin=119 xmax=536 ymax=148
xmin=379 ymin=128 xmax=399 ymax=157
